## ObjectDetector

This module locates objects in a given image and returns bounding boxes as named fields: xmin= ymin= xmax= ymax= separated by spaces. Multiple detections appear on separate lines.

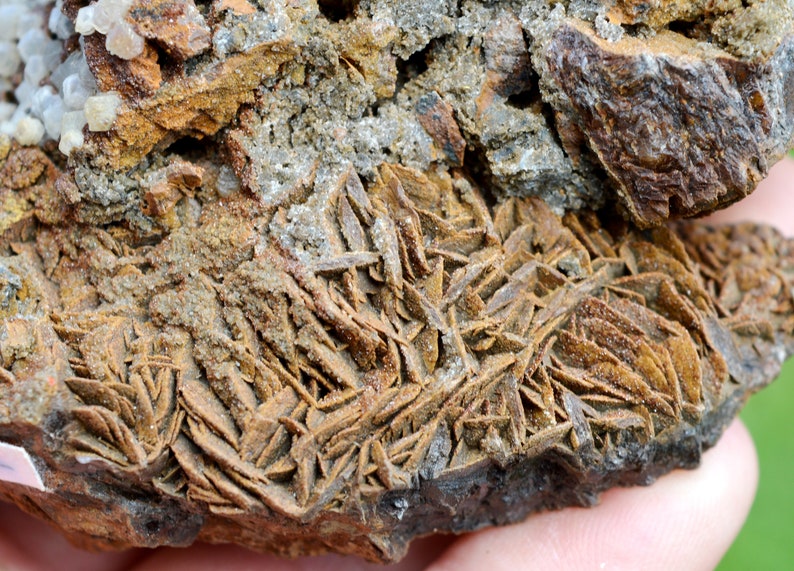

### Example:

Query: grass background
xmin=718 ymin=357 xmax=794 ymax=569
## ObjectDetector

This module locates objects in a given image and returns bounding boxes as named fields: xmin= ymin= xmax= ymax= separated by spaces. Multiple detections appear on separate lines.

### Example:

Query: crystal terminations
xmin=1 ymin=0 xmax=794 ymax=563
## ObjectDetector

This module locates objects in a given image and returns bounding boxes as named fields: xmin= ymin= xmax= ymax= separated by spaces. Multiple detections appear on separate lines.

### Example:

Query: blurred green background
xmin=718 ymin=357 xmax=794 ymax=569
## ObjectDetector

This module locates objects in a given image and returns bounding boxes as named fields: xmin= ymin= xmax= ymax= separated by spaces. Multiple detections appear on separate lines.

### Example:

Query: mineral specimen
xmin=0 ymin=0 xmax=793 ymax=563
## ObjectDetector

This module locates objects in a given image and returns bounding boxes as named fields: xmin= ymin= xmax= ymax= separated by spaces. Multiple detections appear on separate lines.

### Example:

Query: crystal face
xmin=0 ymin=0 xmax=793 ymax=563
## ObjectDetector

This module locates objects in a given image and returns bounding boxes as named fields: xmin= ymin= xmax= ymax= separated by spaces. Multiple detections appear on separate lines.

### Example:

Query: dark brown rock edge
xmin=1 ymin=145 xmax=794 ymax=560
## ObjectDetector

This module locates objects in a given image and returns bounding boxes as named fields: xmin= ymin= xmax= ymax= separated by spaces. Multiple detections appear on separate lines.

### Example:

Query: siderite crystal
xmin=0 ymin=0 xmax=793 ymax=563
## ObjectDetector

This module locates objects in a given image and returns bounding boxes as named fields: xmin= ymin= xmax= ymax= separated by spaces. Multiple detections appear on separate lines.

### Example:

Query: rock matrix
xmin=0 ymin=0 xmax=793 ymax=562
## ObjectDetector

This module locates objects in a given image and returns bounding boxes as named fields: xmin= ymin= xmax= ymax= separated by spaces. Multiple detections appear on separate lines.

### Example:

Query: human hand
xmin=2 ymin=157 xmax=791 ymax=571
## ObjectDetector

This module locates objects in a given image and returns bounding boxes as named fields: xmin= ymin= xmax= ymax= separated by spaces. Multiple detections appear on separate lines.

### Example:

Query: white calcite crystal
xmin=84 ymin=92 xmax=121 ymax=132
xmin=58 ymin=129 xmax=84 ymax=155
xmin=0 ymin=0 xmax=128 ymax=156
xmin=42 ymin=97 xmax=65 ymax=140
xmin=23 ymin=55 xmax=49 ymax=86
xmin=31 ymin=86 xmax=57 ymax=118
xmin=105 ymin=20 xmax=144 ymax=59
xmin=0 ymin=102 xmax=17 ymax=123
xmin=0 ymin=41 xmax=20 ymax=77
xmin=13 ymin=116 xmax=45 ymax=146
xmin=74 ymin=5 xmax=97 ymax=35
xmin=49 ymin=0 xmax=75 ymax=40
xmin=58 ymin=108 xmax=87 ymax=155
xmin=76 ymin=0 xmax=143 ymax=59
xmin=0 ymin=5 xmax=25 ymax=41
xmin=16 ymin=28 xmax=50 ymax=62
xmin=62 ymin=74 xmax=94 ymax=111
xmin=91 ymin=0 xmax=129 ymax=35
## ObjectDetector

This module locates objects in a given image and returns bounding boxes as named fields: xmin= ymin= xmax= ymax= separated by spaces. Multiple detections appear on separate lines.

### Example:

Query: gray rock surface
xmin=51 ymin=0 xmax=794 ymax=227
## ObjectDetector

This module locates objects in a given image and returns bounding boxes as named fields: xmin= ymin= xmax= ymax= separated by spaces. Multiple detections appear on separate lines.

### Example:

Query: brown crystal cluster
xmin=0 ymin=0 xmax=793 ymax=563
xmin=2 ymin=149 xmax=794 ymax=559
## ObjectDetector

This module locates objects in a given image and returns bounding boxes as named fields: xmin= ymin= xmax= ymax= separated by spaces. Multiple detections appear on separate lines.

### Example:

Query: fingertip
xmin=125 ymin=532 xmax=454 ymax=571
xmin=706 ymin=157 xmax=794 ymax=236
xmin=0 ymin=501 xmax=142 ymax=571
xmin=657 ymin=419 xmax=758 ymax=571
xmin=712 ymin=419 xmax=758 ymax=502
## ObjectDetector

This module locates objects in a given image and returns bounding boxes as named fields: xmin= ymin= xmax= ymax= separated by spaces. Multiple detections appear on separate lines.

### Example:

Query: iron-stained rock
xmin=0 ymin=0 xmax=793 ymax=563
xmin=2 ymin=151 xmax=794 ymax=560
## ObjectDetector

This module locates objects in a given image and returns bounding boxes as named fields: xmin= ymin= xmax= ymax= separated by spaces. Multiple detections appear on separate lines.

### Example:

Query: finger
xmin=0 ymin=519 xmax=39 ymax=571
xmin=127 ymin=533 xmax=454 ymax=571
xmin=426 ymin=420 xmax=758 ymax=571
xmin=706 ymin=157 xmax=794 ymax=235
xmin=0 ymin=501 xmax=142 ymax=571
